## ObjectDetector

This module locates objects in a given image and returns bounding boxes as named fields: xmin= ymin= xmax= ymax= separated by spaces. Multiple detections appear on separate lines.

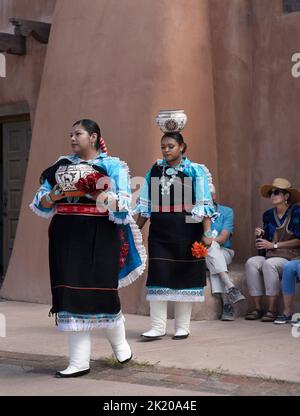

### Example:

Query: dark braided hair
xmin=72 ymin=119 xmax=108 ymax=153
xmin=161 ymin=132 xmax=187 ymax=154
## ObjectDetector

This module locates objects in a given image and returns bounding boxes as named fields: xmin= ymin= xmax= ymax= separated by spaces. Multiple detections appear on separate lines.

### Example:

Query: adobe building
xmin=0 ymin=0 xmax=300 ymax=318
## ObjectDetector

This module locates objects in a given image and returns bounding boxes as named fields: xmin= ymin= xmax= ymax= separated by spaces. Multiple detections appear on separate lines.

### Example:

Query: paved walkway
xmin=0 ymin=300 xmax=299 ymax=395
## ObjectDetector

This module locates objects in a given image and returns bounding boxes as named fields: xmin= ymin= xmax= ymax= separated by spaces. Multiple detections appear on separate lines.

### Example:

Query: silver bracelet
xmin=203 ymin=230 xmax=213 ymax=238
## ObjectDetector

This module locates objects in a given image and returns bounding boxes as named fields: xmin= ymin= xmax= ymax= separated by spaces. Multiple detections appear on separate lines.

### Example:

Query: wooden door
xmin=2 ymin=121 xmax=31 ymax=275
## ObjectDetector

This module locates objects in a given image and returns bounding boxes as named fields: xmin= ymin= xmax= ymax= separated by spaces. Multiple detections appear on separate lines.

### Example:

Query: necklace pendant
xmin=166 ymin=167 xmax=176 ymax=176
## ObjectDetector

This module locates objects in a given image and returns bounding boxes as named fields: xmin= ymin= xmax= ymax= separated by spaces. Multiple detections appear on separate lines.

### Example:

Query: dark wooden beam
xmin=9 ymin=18 xmax=51 ymax=44
xmin=283 ymin=0 xmax=300 ymax=13
xmin=0 ymin=33 xmax=26 ymax=55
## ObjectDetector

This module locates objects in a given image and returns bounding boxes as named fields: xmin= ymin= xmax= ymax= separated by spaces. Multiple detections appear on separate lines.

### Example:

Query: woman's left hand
xmin=90 ymin=190 xmax=104 ymax=201
xmin=255 ymin=238 xmax=274 ymax=250
xmin=202 ymin=236 xmax=213 ymax=247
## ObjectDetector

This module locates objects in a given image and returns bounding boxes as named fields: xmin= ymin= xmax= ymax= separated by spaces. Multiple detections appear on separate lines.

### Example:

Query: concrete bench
xmin=119 ymin=262 xmax=300 ymax=320
xmin=120 ymin=263 xmax=250 ymax=320
xmin=192 ymin=263 xmax=249 ymax=320
xmin=192 ymin=263 xmax=300 ymax=320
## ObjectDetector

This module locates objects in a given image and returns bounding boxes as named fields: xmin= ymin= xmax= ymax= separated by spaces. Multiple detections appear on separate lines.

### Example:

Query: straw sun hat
xmin=260 ymin=178 xmax=300 ymax=204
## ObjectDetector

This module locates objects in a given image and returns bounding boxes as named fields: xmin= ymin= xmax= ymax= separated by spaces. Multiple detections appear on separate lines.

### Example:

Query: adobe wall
xmin=1 ymin=0 xmax=218 ymax=316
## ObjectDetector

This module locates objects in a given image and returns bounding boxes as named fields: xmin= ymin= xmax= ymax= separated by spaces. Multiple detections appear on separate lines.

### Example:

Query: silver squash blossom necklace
xmin=160 ymin=158 xmax=184 ymax=196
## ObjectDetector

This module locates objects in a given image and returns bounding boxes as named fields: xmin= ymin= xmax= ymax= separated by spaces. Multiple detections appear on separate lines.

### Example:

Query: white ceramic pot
xmin=156 ymin=109 xmax=188 ymax=133
xmin=55 ymin=164 xmax=97 ymax=194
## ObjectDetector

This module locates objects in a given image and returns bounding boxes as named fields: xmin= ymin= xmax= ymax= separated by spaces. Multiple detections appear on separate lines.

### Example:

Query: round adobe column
xmin=2 ymin=0 xmax=218 ymax=317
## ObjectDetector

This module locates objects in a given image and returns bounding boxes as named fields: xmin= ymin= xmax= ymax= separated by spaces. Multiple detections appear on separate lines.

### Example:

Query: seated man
xmin=205 ymin=184 xmax=245 ymax=321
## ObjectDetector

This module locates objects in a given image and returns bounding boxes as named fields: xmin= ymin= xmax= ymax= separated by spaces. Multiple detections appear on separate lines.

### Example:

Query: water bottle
xmin=256 ymin=229 xmax=266 ymax=257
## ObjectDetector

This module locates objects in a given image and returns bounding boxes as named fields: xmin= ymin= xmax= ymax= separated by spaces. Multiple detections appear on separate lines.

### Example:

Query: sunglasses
xmin=268 ymin=189 xmax=287 ymax=197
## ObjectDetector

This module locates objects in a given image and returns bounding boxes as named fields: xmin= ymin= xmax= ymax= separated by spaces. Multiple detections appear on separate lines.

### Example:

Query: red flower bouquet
xmin=191 ymin=241 xmax=208 ymax=258
xmin=75 ymin=172 xmax=108 ymax=195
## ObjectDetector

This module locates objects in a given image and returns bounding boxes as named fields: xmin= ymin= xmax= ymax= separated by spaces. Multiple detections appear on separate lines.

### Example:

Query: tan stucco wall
xmin=209 ymin=0 xmax=300 ymax=261
xmin=210 ymin=0 xmax=254 ymax=261
xmin=0 ymin=0 xmax=218 ymax=316
xmin=251 ymin=0 xmax=300 ymax=250
xmin=0 ymin=0 xmax=56 ymax=122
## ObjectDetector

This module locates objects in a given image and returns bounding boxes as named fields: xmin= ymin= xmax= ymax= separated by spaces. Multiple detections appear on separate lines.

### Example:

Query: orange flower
xmin=191 ymin=241 xmax=208 ymax=258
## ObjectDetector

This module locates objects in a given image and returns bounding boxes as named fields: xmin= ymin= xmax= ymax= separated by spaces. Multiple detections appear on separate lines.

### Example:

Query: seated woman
xmin=245 ymin=178 xmax=300 ymax=322
xmin=206 ymin=184 xmax=245 ymax=321
xmin=274 ymin=260 xmax=300 ymax=324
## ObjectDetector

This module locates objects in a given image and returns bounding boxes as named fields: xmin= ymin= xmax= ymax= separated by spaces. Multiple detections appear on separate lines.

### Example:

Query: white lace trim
xmin=118 ymin=192 xmax=131 ymax=211
xmin=118 ymin=220 xmax=147 ymax=288
xmin=140 ymin=212 xmax=151 ymax=218
xmin=106 ymin=157 xmax=134 ymax=224
xmin=133 ymin=196 xmax=151 ymax=217
xmin=146 ymin=294 xmax=205 ymax=302
xmin=29 ymin=202 xmax=56 ymax=219
xmin=146 ymin=288 xmax=205 ymax=302
xmin=108 ymin=212 xmax=133 ymax=225
xmin=191 ymin=202 xmax=218 ymax=222
xmin=191 ymin=213 xmax=204 ymax=222
xmin=56 ymin=313 xmax=124 ymax=332
xmin=198 ymin=163 xmax=214 ymax=192
xmin=117 ymin=159 xmax=132 ymax=210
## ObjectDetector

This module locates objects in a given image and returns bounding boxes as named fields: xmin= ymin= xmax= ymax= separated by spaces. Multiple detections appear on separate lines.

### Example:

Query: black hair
xmin=72 ymin=119 xmax=101 ymax=150
xmin=161 ymin=132 xmax=187 ymax=154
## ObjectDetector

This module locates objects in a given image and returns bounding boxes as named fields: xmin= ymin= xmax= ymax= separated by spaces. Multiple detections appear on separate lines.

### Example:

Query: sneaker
xmin=274 ymin=314 xmax=292 ymax=324
xmin=220 ymin=304 xmax=235 ymax=321
xmin=227 ymin=287 xmax=246 ymax=304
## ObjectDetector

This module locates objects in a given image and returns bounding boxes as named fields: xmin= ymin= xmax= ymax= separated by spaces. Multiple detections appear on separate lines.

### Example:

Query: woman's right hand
xmin=202 ymin=236 xmax=213 ymax=247
xmin=49 ymin=185 xmax=66 ymax=202
xmin=255 ymin=227 xmax=264 ymax=237
xmin=136 ymin=214 xmax=148 ymax=230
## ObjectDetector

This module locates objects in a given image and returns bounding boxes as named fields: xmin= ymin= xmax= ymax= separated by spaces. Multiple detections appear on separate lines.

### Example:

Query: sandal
xmin=245 ymin=308 xmax=264 ymax=320
xmin=261 ymin=310 xmax=277 ymax=322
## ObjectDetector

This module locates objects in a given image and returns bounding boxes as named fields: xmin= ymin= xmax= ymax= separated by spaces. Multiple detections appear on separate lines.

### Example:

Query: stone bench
xmin=119 ymin=263 xmax=300 ymax=320
xmin=192 ymin=263 xmax=300 ymax=320
xmin=192 ymin=263 xmax=249 ymax=320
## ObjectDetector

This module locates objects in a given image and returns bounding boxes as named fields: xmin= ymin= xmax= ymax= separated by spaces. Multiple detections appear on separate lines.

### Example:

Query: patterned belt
xmin=152 ymin=204 xmax=193 ymax=213
xmin=56 ymin=203 xmax=108 ymax=216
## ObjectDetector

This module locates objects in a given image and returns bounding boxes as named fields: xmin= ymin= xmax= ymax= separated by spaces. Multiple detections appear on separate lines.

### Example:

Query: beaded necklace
xmin=159 ymin=158 xmax=185 ymax=195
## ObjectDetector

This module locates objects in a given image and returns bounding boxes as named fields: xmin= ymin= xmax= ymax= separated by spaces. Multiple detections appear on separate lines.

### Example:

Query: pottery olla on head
xmin=55 ymin=164 xmax=97 ymax=195
xmin=156 ymin=109 xmax=188 ymax=133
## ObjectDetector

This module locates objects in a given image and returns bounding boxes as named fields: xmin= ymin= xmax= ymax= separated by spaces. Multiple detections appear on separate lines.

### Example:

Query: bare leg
xmin=253 ymin=296 xmax=263 ymax=310
xmin=266 ymin=296 xmax=277 ymax=313
xmin=283 ymin=295 xmax=294 ymax=316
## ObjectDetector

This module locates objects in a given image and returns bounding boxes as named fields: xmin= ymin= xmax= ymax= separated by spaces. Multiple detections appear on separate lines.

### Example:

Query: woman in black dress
xmin=135 ymin=119 xmax=215 ymax=340
xmin=30 ymin=119 xmax=146 ymax=377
